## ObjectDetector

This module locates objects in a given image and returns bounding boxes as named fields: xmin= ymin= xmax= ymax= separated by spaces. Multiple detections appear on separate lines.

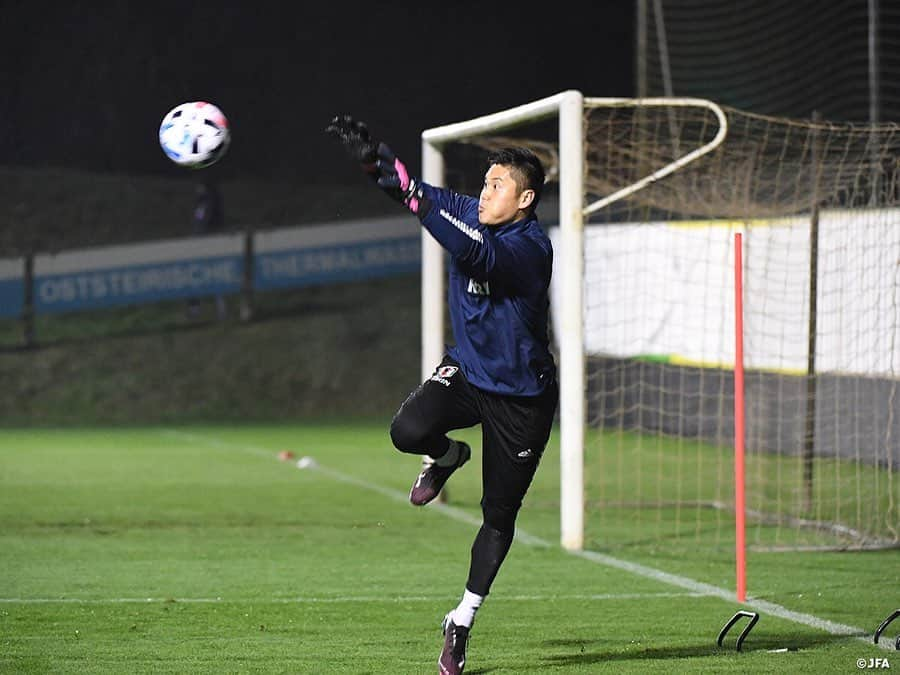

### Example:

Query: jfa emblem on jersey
xmin=467 ymin=278 xmax=491 ymax=296
xmin=430 ymin=365 xmax=458 ymax=387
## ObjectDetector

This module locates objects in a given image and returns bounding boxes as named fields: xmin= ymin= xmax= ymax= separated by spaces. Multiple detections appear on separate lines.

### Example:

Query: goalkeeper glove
xmin=325 ymin=114 xmax=379 ymax=166
xmin=374 ymin=142 xmax=422 ymax=214
xmin=326 ymin=115 xmax=425 ymax=214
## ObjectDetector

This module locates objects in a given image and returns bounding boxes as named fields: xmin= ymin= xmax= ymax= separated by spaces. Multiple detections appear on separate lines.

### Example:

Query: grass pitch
xmin=0 ymin=423 xmax=895 ymax=673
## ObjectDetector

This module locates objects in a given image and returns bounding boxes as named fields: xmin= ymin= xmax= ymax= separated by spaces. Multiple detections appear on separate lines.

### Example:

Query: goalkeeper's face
xmin=478 ymin=164 xmax=536 ymax=226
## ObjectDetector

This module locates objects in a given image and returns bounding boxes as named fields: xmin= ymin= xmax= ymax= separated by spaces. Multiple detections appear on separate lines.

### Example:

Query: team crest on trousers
xmin=431 ymin=365 xmax=458 ymax=386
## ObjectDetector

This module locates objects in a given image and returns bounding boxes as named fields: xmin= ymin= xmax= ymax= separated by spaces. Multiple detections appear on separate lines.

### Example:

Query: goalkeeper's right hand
xmin=374 ymin=142 xmax=423 ymax=214
xmin=326 ymin=115 xmax=426 ymax=215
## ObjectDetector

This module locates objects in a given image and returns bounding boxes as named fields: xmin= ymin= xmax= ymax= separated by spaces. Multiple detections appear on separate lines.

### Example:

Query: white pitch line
xmin=160 ymin=430 xmax=895 ymax=651
xmin=0 ymin=592 xmax=704 ymax=605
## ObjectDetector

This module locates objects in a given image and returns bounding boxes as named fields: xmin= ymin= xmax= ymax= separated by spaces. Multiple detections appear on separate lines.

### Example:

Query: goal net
xmin=420 ymin=92 xmax=900 ymax=554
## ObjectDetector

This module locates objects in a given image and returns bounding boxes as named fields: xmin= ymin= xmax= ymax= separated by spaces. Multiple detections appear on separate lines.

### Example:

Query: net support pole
xmin=733 ymin=231 xmax=747 ymax=603
xmin=558 ymin=90 xmax=585 ymax=550
xmin=22 ymin=251 xmax=35 ymax=348
xmin=803 ymin=111 xmax=821 ymax=512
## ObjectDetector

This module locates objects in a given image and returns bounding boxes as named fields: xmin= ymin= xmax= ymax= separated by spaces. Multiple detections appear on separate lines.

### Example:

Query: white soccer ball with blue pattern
xmin=159 ymin=101 xmax=231 ymax=168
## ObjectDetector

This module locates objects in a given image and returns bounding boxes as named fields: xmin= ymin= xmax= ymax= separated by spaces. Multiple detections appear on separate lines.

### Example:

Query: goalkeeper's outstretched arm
xmin=326 ymin=115 xmax=546 ymax=289
xmin=325 ymin=115 xmax=422 ymax=211
xmin=326 ymin=115 xmax=484 ymax=256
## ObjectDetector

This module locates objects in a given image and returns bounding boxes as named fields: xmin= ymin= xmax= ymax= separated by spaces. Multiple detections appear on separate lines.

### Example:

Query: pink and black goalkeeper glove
xmin=326 ymin=115 xmax=423 ymax=214
xmin=374 ymin=142 xmax=421 ymax=214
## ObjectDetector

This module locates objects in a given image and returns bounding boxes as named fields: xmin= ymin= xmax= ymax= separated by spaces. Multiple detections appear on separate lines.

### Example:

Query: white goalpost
xmin=419 ymin=91 xmax=729 ymax=550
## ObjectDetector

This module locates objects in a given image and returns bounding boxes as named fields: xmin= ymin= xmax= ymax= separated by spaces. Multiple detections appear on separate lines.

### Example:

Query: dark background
xmin=0 ymin=2 xmax=635 ymax=183
xmin=4 ymin=2 xmax=893 ymax=250
xmin=0 ymin=2 xmax=636 ymax=422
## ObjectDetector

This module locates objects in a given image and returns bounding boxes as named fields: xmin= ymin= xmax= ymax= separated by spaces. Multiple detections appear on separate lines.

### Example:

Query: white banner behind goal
xmin=551 ymin=208 xmax=900 ymax=377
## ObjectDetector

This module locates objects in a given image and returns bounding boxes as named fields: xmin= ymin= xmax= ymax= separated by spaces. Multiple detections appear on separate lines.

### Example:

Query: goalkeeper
xmin=327 ymin=116 xmax=558 ymax=675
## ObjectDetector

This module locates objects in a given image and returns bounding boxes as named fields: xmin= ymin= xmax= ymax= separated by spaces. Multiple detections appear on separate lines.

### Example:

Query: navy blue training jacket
xmin=417 ymin=182 xmax=556 ymax=397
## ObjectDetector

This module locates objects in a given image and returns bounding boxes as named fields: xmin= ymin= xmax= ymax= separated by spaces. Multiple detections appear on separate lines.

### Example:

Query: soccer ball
xmin=159 ymin=101 xmax=231 ymax=168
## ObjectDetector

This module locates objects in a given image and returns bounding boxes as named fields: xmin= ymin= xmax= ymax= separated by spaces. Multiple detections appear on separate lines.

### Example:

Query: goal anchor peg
xmin=873 ymin=609 xmax=900 ymax=648
xmin=717 ymin=610 xmax=759 ymax=652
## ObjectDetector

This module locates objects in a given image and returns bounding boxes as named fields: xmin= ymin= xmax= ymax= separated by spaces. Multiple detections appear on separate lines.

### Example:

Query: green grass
xmin=1 ymin=423 xmax=896 ymax=673
xmin=584 ymin=429 xmax=900 ymax=550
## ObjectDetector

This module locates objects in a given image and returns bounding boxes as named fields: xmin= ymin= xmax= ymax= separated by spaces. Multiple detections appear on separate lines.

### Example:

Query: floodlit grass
xmin=0 ymin=424 xmax=895 ymax=673
xmin=584 ymin=428 xmax=899 ymax=550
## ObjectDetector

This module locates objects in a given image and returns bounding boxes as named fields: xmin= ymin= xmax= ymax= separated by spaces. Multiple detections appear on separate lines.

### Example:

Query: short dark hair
xmin=485 ymin=147 xmax=545 ymax=212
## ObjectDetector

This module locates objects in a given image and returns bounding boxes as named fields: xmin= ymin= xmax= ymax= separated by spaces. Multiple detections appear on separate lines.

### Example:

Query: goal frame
xmin=419 ymin=91 xmax=728 ymax=550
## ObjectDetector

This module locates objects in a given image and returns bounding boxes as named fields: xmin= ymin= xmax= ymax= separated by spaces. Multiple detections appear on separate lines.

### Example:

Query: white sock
xmin=434 ymin=439 xmax=460 ymax=467
xmin=451 ymin=589 xmax=484 ymax=628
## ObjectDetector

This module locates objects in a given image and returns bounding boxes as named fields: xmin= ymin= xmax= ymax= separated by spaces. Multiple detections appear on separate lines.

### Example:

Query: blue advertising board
xmin=255 ymin=236 xmax=420 ymax=291
xmin=0 ymin=217 xmax=422 ymax=318
xmin=34 ymin=256 xmax=244 ymax=314
xmin=0 ymin=277 xmax=24 ymax=318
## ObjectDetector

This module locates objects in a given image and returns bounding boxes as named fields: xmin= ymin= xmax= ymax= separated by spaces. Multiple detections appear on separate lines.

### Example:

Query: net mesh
xmin=639 ymin=0 xmax=900 ymax=124
xmin=457 ymin=101 xmax=900 ymax=551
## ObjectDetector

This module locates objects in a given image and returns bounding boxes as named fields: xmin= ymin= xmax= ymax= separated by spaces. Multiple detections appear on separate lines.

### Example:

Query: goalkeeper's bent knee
xmin=481 ymin=497 xmax=520 ymax=533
